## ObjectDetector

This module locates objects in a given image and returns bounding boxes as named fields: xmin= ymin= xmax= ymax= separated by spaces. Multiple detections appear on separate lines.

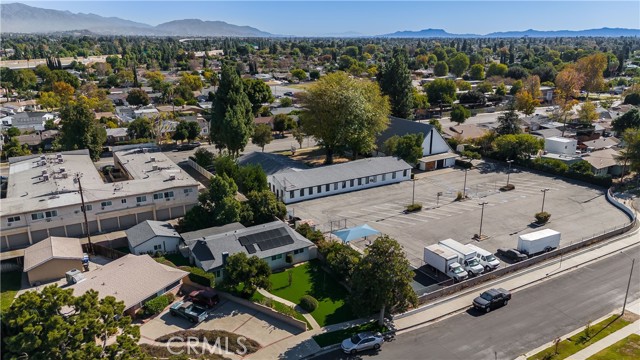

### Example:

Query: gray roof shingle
xmin=181 ymin=222 xmax=246 ymax=243
xmin=376 ymin=116 xmax=434 ymax=151
xmin=126 ymin=220 xmax=180 ymax=248
xmin=237 ymin=152 xmax=309 ymax=176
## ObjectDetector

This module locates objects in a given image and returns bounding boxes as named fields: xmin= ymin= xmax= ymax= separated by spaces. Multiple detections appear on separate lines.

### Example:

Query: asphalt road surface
xmin=312 ymin=243 xmax=640 ymax=360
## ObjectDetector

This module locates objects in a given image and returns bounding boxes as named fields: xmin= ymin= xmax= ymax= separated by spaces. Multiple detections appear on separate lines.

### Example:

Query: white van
xmin=466 ymin=243 xmax=501 ymax=271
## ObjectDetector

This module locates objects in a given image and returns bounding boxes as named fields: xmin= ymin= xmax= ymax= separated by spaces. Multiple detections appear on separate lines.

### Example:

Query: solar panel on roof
xmin=245 ymin=244 xmax=257 ymax=254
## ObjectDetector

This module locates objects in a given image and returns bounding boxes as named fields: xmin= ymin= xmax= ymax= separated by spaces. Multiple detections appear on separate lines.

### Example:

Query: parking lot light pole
xmin=411 ymin=174 xmax=416 ymax=205
xmin=437 ymin=191 xmax=442 ymax=207
xmin=540 ymin=188 xmax=550 ymax=213
xmin=478 ymin=201 xmax=488 ymax=238
xmin=622 ymin=258 xmax=635 ymax=315
xmin=506 ymin=160 xmax=514 ymax=187
xmin=463 ymin=169 xmax=468 ymax=199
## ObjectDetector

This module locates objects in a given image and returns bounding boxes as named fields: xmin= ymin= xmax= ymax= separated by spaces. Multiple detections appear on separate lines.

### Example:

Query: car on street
xmin=496 ymin=248 xmax=528 ymax=262
xmin=187 ymin=289 xmax=220 ymax=309
xmin=283 ymin=91 xmax=294 ymax=96
xmin=473 ymin=288 xmax=512 ymax=313
xmin=169 ymin=301 xmax=208 ymax=324
xmin=176 ymin=142 xmax=201 ymax=151
xmin=341 ymin=332 xmax=384 ymax=354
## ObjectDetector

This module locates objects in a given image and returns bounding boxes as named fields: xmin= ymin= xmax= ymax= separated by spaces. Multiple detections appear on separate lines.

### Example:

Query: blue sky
xmin=20 ymin=1 xmax=640 ymax=36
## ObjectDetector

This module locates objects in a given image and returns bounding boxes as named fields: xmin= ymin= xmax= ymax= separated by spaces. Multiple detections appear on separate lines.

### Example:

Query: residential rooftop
xmin=125 ymin=220 xmax=180 ymax=248
xmin=23 ymin=236 xmax=83 ymax=272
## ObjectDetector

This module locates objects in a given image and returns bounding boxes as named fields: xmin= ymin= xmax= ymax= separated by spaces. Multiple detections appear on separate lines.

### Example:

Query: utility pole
xmin=506 ymin=159 xmax=514 ymax=187
xmin=76 ymin=173 xmax=93 ymax=255
xmin=411 ymin=174 xmax=416 ymax=206
xmin=622 ymin=258 xmax=635 ymax=315
xmin=541 ymin=188 xmax=550 ymax=213
xmin=478 ymin=201 xmax=488 ymax=239
xmin=463 ymin=168 xmax=469 ymax=199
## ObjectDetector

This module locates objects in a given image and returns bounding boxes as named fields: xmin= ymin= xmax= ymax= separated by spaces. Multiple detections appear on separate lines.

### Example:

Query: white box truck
xmin=439 ymin=238 xmax=485 ymax=276
xmin=424 ymin=244 xmax=468 ymax=282
xmin=465 ymin=243 xmax=501 ymax=271
xmin=517 ymin=229 xmax=561 ymax=256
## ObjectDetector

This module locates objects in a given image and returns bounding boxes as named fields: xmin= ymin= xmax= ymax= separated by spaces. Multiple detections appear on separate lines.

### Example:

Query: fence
xmin=187 ymin=158 xmax=214 ymax=179
xmin=82 ymin=243 xmax=127 ymax=260
xmin=407 ymin=188 xmax=637 ymax=307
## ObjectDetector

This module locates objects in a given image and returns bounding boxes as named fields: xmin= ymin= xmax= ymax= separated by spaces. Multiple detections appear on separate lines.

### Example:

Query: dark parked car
xmin=496 ymin=248 xmax=528 ymax=262
xmin=473 ymin=288 xmax=511 ymax=313
xmin=176 ymin=142 xmax=201 ymax=151
xmin=283 ymin=91 xmax=294 ymax=96
xmin=187 ymin=289 xmax=220 ymax=309
xmin=169 ymin=301 xmax=208 ymax=324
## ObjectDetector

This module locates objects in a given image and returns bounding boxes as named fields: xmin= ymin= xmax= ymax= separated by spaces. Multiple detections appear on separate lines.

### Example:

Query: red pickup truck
xmin=187 ymin=289 xmax=220 ymax=309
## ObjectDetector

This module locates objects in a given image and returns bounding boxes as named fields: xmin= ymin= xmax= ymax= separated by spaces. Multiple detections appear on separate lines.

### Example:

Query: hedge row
xmin=179 ymin=266 xmax=216 ymax=287
xmin=528 ymin=158 xmax=612 ymax=187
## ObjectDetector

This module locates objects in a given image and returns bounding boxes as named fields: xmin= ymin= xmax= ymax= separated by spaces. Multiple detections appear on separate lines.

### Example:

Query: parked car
xmin=496 ymin=248 xmax=528 ymax=262
xmin=176 ymin=142 xmax=201 ymax=151
xmin=341 ymin=332 xmax=384 ymax=354
xmin=169 ymin=301 xmax=208 ymax=324
xmin=187 ymin=289 xmax=220 ymax=309
xmin=283 ymin=91 xmax=294 ymax=96
xmin=473 ymin=288 xmax=512 ymax=313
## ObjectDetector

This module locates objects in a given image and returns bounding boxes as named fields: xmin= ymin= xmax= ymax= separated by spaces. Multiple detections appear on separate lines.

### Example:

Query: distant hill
xmin=0 ymin=3 xmax=274 ymax=37
xmin=379 ymin=27 xmax=640 ymax=38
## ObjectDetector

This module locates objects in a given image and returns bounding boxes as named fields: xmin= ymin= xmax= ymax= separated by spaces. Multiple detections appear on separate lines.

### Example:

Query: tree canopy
xmin=252 ymin=123 xmax=273 ymax=152
xmin=224 ymin=253 xmax=271 ymax=298
xmin=378 ymin=49 xmax=414 ymax=119
xmin=383 ymin=133 xmax=424 ymax=164
xmin=425 ymin=78 xmax=457 ymax=105
xmin=58 ymin=98 xmax=107 ymax=161
xmin=612 ymin=108 xmax=640 ymax=134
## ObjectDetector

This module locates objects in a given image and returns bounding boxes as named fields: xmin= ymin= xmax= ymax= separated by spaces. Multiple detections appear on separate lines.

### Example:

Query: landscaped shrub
xmin=406 ymin=203 xmax=423 ymax=212
xmin=535 ymin=211 xmax=551 ymax=224
xmin=143 ymin=294 xmax=171 ymax=316
xmin=455 ymin=191 xmax=464 ymax=201
xmin=461 ymin=150 xmax=481 ymax=160
xmin=500 ymin=184 xmax=515 ymax=191
xmin=299 ymin=295 xmax=319 ymax=312
xmin=179 ymin=266 xmax=216 ymax=287
xmin=455 ymin=159 xmax=473 ymax=169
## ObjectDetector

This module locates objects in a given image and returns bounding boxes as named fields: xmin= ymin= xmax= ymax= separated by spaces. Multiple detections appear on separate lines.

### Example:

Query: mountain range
xmin=1 ymin=3 xmax=639 ymax=38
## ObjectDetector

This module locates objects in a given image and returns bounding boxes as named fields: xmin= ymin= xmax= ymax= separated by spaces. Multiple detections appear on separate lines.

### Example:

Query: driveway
xmin=140 ymin=298 xmax=303 ymax=347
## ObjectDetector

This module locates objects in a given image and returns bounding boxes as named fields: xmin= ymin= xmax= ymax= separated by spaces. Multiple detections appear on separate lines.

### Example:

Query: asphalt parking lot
xmin=288 ymin=161 xmax=632 ymax=274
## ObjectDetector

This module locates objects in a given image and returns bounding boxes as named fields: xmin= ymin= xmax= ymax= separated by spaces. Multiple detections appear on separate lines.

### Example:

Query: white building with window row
xmin=0 ymin=145 xmax=200 ymax=252
xmin=269 ymin=156 xmax=412 ymax=204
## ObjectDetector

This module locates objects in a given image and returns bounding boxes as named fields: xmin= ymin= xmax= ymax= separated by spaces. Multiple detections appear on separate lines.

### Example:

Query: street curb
xmin=300 ymin=344 xmax=340 ymax=359
xmin=395 ymin=228 xmax=640 ymax=334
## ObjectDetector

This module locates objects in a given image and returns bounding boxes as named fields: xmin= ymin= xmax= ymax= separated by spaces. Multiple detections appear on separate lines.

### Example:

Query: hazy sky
xmin=19 ymin=1 xmax=640 ymax=36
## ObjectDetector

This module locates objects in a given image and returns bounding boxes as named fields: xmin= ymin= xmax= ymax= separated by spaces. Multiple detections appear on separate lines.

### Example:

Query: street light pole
xmin=478 ymin=201 xmax=488 ymax=239
xmin=412 ymin=176 xmax=416 ymax=205
xmin=541 ymin=188 xmax=550 ymax=213
xmin=463 ymin=169 xmax=468 ymax=199
xmin=506 ymin=159 xmax=514 ymax=187
xmin=622 ymin=258 xmax=635 ymax=315
xmin=437 ymin=191 xmax=442 ymax=207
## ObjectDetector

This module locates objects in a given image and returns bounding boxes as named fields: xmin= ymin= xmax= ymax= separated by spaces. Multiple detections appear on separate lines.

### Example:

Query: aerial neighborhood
xmin=0 ymin=2 xmax=639 ymax=359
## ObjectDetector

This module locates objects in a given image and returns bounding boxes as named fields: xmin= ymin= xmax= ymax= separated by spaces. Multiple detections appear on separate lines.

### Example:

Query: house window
xmin=403 ymin=169 xmax=408 ymax=177
xmin=153 ymin=193 xmax=164 ymax=200
xmin=31 ymin=213 xmax=44 ymax=220
xmin=121 ymin=199 xmax=127 ymax=204
xmin=293 ymin=248 xmax=304 ymax=255
xmin=153 ymin=244 xmax=162 ymax=250
xmin=136 ymin=196 xmax=147 ymax=203
xmin=326 ymin=184 xmax=330 ymax=191
xmin=184 ymin=188 xmax=193 ymax=194
xmin=7 ymin=216 xmax=20 ymax=223
xmin=350 ymin=179 xmax=355 ymax=187
xmin=164 ymin=191 xmax=174 ymax=198
xmin=309 ymin=187 xmax=313 ymax=195
xmin=271 ymin=254 xmax=283 ymax=261
xmin=365 ymin=177 xmax=369 ymax=184
xmin=101 ymin=201 xmax=112 ymax=207
xmin=342 ymin=181 xmax=346 ymax=189
xmin=357 ymin=178 xmax=362 ymax=186
xmin=214 ymin=270 xmax=222 ymax=278
xmin=45 ymin=210 xmax=57 ymax=218
xmin=290 ymin=191 xmax=295 ymax=199
xmin=317 ymin=186 xmax=322 ymax=194
xmin=392 ymin=172 xmax=397 ymax=179
xmin=382 ymin=174 xmax=386 ymax=181
xmin=300 ymin=188 xmax=305 ymax=196
xmin=81 ymin=205 xmax=92 ymax=211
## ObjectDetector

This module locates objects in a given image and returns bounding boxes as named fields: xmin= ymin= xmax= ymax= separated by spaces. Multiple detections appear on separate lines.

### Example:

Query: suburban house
xmin=581 ymin=148 xmax=624 ymax=176
xmin=0 ymin=146 xmax=199 ymax=251
xmin=125 ymin=220 xmax=181 ymax=255
xmin=69 ymin=254 xmax=187 ymax=315
xmin=237 ymin=152 xmax=308 ymax=175
xmin=579 ymin=137 xmax=620 ymax=152
xmin=2 ymin=112 xmax=56 ymax=131
xmin=179 ymin=115 xmax=209 ymax=137
xmin=254 ymin=116 xmax=274 ymax=129
xmin=105 ymin=128 xmax=130 ymax=145
xmin=376 ymin=116 xmax=458 ymax=171
xmin=442 ymin=123 xmax=490 ymax=141
xmin=15 ymin=130 xmax=59 ymax=151
xmin=181 ymin=222 xmax=246 ymax=243
xmin=269 ymin=157 xmax=412 ymax=204
xmin=184 ymin=221 xmax=315 ymax=282
xmin=23 ymin=236 xmax=84 ymax=286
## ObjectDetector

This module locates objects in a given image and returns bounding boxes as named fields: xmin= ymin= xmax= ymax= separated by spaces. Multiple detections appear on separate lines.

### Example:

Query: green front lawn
xmin=268 ymin=260 xmax=355 ymax=327
xmin=1 ymin=271 xmax=22 ymax=313
xmin=588 ymin=333 xmax=640 ymax=360
xmin=528 ymin=314 xmax=633 ymax=360
xmin=312 ymin=321 xmax=387 ymax=348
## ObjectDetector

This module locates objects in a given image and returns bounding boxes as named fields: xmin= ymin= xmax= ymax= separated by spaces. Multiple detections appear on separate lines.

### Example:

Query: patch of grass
xmin=588 ymin=333 xmax=640 ymax=360
xmin=139 ymin=343 xmax=230 ymax=359
xmin=251 ymin=291 xmax=313 ymax=330
xmin=288 ymin=82 xmax=314 ymax=90
xmin=312 ymin=321 xmax=387 ymax=348
xmin=1 ymin=271 xmax=22 ymax=313
xmin=155 ymin=329 xmax=260 ymax=354
xmin=528 ymin=314 xmax=634 ymax=360
xmin=164 ymin=253 xmax=191 ymax=267
xmin=268 ymin=260 xmax=355 ymax=327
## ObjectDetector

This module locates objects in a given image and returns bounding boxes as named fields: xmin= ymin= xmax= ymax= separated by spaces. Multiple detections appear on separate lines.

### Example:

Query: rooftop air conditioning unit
xmin=150 ymin=157 xmax=156 ymax=162
xmin=61 ymin=172 xmax=68 ymax=179
xmin=40 ymin=155 xmax=46 ymax=160
xmin=59 ymin=167 xmax=65 ymax=173
xmin=42 ymin=174 xmax=49 ymax=181
xmin=169 ymin=174 xmax=176 ymax=180
xmin=39 ymin=160 xmax=46 ymax=166
xmin=42 ymin=169 xmax=47 ymax=175
xmin=56 ymin=153 xmax=62 ymax=158
xmin=152 ymin=165 xmax=158 ymax=171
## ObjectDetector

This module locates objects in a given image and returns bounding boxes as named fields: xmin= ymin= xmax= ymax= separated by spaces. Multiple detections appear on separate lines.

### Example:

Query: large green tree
xmin=425 ymin=78 xmax=457 ymax=105
xmin=349 ymin=235 xmax=418 ymax=325
xmin=448 ymin=53 xmax=470 ymax=78
xmin=450 ymin=104 xmax=471 ymax=125
xmin=2 ymin=286 xmax=143 ymax=359
xmin=244 ymin=78 xmax=274 ymax=116
xmin=383 ymin=133 xmax=424 ymax=164
xmin=493 ymin=134 xmax=544 ymax=161
xmin=496 ymin=103 xmax=522 ymax=135
xmin=252 ymin=123 xmax=273 ymax=152
xmin=179 ymin=174 xmax=241 ymax=232
xmin=58 ymin=98 xmax=107 ymax=161
xmin=126 ymin=88 xmax=150 ymax=106
xmin=127 ymin=117 xmax=154 ymax=140
xmin=378 ymin=49 xmax=414 ymax=119
xmin=211 ymin=64 xmax=254 ymax=156
xmin=245 ymin=190 xmax=287 ymax=225
xmin=301 ymin=71 xmax=390 ymax=164
xmin=612 ymin=108 xmax=640 ymax=135
xmin=224 ymin=253 xmax=271 ymax=298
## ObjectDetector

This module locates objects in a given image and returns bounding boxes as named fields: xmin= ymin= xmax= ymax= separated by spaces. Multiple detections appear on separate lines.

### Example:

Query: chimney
xmin=222 ymin=252 xmax=229 ymax=265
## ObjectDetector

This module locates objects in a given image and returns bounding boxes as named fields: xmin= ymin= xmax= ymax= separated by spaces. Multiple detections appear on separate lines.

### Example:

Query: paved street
xmin=311 ymin=243 xmax=640 ymax=360
xmin=289 ymin=161 xmax=631 ymax=269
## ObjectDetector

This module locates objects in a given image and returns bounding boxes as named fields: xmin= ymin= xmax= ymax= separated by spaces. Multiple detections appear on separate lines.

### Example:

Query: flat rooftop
xmin=1 ymin=148 xmax=199 ymax=217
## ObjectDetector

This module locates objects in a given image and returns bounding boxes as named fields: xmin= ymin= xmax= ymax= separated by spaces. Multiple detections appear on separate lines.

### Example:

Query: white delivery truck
xmin=465 ymin=243 xmax=501 ymax=271
xmin=517 ymin=229 xmax=561 ymax=256
xmin=424 ymin=244 xmax=468 ymax=282
xmin=439 ymin=238 xmax=485 ymax=276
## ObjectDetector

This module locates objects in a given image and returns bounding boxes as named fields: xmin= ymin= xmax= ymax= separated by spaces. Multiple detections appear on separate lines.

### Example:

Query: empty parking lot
xmin=288 ymin=161 xmax=631 ymax=268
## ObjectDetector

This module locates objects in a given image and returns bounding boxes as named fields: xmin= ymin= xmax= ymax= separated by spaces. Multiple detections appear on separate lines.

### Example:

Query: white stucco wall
xmin=130 ymin=235 xmax=181 ymax=255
